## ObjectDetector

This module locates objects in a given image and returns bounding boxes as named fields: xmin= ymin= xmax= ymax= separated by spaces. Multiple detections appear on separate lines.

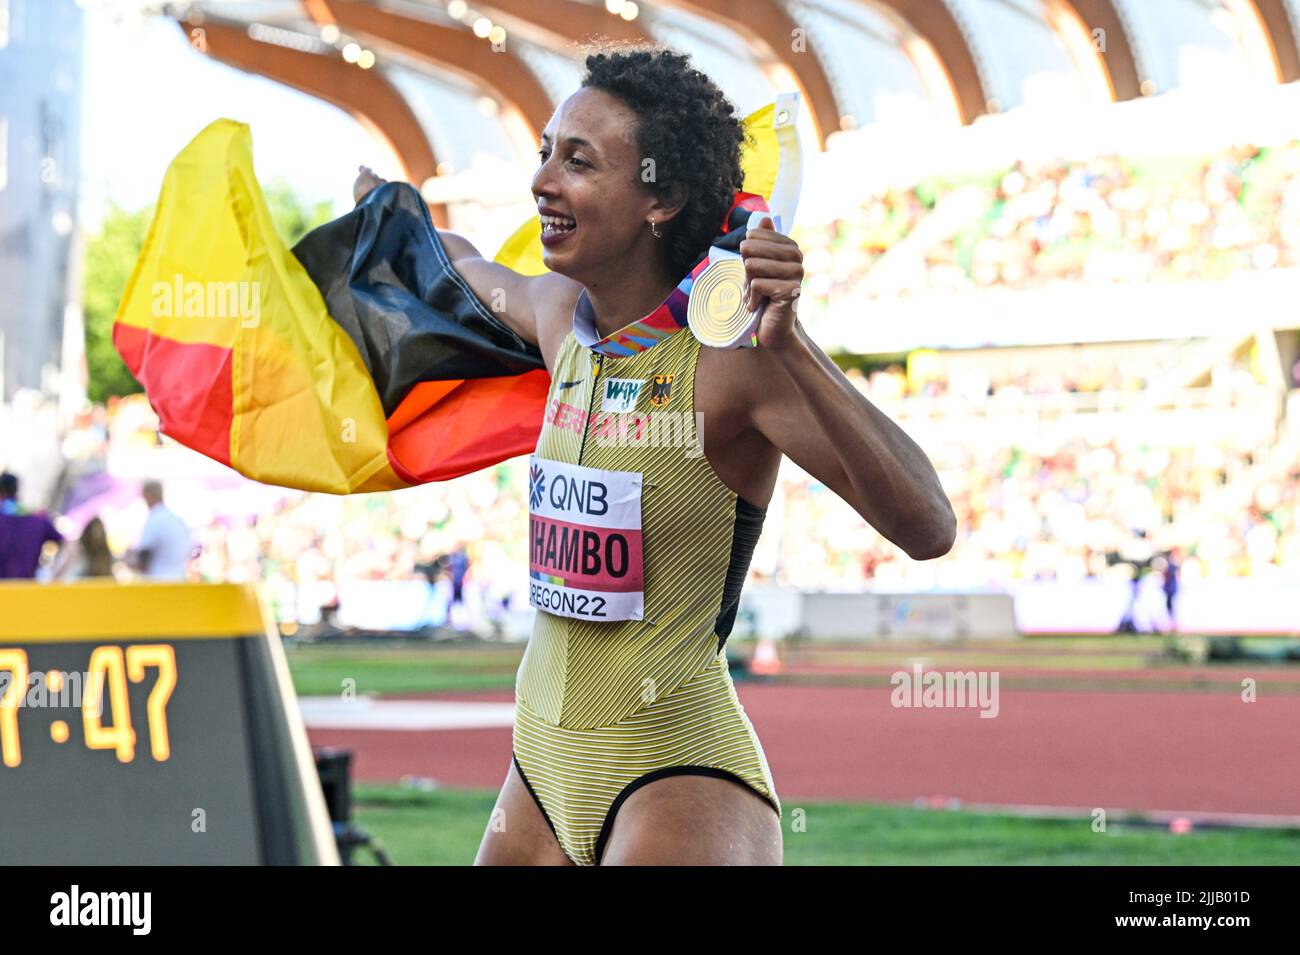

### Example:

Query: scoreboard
xmin=0 ymin=581 xmax=339 ymax=865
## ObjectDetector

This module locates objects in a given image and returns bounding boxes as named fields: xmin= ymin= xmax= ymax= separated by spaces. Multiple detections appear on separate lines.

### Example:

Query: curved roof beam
xmin=180 ymin=15 xmax=448 ymax=227
xmin=651 ymin=0 xmax=845 ymax=148
xmin=310 ymin=0 xmax=555 ymax=141
xmin=1247 ymin=0 xmax=1300 ymax=81
xmin=1057 ymin=0 xmax=1143 ymax=99
xmin=865 ymin=1 xmax=989 ymax=122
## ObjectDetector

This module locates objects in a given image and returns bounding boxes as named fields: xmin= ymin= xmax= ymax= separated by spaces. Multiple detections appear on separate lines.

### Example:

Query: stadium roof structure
xmin=165 ymin=0 xmax=1300 ymax=226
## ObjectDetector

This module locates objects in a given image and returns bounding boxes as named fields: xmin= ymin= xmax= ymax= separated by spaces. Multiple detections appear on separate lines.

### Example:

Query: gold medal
xmin=687 ymin=257 xmax=759 ymax=348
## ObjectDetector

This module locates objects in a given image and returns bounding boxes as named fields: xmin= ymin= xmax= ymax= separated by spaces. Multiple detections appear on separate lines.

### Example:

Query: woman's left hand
xmin=739 ymin=215 xmax=805 ymax=350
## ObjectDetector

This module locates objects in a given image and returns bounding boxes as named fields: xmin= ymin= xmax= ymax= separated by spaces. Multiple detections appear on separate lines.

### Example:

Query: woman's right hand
xmin=353 ymin=165 xmax=387 ymax=204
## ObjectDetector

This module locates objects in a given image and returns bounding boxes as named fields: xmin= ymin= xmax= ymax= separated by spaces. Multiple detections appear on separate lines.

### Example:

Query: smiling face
xmin=531 ymin=86 xmax=675 ymax=283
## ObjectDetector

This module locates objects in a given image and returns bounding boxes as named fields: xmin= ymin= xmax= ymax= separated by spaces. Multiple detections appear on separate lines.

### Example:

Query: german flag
xmin=114 ymin=97 xmax=801 ymax=494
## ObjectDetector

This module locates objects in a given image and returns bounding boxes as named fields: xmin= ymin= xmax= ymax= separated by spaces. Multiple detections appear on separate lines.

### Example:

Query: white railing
xmin=876 ymin=384 xmax=1276 ymax=421
xmin=872 ymin=385 xmax=1284 ymax=447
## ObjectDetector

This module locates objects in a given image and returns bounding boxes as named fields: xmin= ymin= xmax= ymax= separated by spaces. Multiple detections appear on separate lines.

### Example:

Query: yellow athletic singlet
xmin=510 ymin=288 xmax=780 ymax=865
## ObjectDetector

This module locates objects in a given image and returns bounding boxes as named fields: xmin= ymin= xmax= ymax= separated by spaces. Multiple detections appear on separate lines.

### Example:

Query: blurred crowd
xmin=5 ymin=369 xmax=1296 ymax=633
xmin=190 ymin=461 xmax=530 ymax=629
xmin=795 ymin=139 xmax=1300 ymax=302
xmin=796 ymin=185 xmax=931 ymax=310
xmin=774 ymin=431 xmax=1299 ymax=591
xmin=0 ymin=393 xmax=530 ymax=630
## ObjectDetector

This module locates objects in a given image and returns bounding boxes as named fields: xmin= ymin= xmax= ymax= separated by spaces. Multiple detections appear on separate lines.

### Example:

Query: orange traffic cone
xmin=751 ymin=635 xmax=782 ymax=676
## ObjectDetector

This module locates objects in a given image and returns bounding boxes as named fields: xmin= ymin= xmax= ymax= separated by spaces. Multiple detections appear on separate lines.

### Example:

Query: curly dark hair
xmin=580 ymin=42 xmax=750 ymax=279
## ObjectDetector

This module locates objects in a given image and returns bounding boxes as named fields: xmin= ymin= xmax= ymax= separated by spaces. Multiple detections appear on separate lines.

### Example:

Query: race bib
xmin=528 ymin=454 xmax=644 ymax=621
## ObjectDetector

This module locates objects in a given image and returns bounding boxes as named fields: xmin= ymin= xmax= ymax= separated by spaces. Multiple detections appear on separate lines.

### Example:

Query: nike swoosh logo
xmin=558 ymin=379 xmax=584 ymax=390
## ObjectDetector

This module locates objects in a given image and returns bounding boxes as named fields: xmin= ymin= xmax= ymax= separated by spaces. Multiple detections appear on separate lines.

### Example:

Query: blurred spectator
xmin=53 ymin=517 xmax=116 ymax=580
xmin=127 ymin=480 xmax=194 ymax=581
xmin=1157 ymin=548 xmax=1181 ymax=632
xmin=447 ymin=545 xmax=470 ymax=626
xmin=0 ymin=471 xmax=64 ymax=580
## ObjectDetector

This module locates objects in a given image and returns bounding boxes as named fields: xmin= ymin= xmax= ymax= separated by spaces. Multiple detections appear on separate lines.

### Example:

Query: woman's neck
xmin=583 ymin=264 xmax=683 ymax=340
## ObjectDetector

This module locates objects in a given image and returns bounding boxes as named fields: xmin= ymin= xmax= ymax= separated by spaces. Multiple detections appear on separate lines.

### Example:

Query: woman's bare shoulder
xmin=530 ymin=271 xmax=584 ymax=371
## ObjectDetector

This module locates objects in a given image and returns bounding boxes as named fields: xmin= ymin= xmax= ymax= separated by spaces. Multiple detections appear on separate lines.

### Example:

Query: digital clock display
xmin=1 ymin=643 xmax=180 ymax=767
xmin=0 ymin=581 xmax=337 ymax=865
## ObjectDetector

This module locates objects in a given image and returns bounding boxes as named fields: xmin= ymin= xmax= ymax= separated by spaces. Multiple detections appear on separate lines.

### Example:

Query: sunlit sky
xmin=79 ymin=6 xmax=403 ymax=232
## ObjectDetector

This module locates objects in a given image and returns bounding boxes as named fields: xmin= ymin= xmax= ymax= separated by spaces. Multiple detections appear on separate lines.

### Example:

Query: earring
xmin=650 ymin=219 xmax=662 ymax=239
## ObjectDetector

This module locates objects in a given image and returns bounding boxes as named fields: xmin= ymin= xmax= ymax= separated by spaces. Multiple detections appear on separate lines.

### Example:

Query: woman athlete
xmin=355 ymin=46 xmax=956 ymax=866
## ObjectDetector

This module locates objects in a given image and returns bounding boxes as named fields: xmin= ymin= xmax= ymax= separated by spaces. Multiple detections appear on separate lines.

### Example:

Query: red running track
xmin=305 ymin=684 xmax=1300 ymax=817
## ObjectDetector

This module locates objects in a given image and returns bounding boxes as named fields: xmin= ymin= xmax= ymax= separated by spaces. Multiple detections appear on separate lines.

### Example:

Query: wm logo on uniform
xmin=605 ymin=380 xmax=643 ymax=402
